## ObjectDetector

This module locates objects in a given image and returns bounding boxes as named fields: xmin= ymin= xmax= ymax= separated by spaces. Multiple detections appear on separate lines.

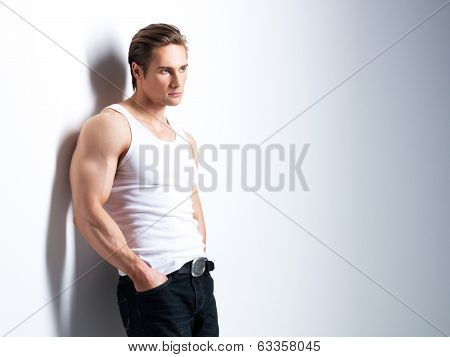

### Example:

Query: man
xmin=69 ymin=23 xmax=219 ymax=337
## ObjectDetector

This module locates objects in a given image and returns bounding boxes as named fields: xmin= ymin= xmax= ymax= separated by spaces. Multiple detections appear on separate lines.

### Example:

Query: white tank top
xmin=102 ymin=103 xmax=207 ymax=276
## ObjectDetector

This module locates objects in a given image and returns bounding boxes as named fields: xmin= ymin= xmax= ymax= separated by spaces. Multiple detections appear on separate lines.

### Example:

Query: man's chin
xmin=165 ymin=98 xmax=182 ymax=106
xmin=165 ymin=101 xmax=181 ymax=107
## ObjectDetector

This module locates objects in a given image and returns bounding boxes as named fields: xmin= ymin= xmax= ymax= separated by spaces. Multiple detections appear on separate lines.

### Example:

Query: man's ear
xmin=132 ymin=62 xmax=143 ymax=80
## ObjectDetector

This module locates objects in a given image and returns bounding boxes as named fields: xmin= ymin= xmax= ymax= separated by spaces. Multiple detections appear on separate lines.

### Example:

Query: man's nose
xmin=171 ymin=73 xmax=181 ymax=87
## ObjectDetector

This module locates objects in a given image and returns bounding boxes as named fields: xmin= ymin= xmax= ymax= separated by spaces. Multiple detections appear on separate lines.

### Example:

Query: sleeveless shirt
xmin=102 ymin=103 xmax=207 ymax=276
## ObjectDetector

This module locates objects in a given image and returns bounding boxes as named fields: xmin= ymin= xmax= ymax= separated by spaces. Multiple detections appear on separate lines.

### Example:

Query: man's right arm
xmin=69 ymin=113 xmax=167 ymax=290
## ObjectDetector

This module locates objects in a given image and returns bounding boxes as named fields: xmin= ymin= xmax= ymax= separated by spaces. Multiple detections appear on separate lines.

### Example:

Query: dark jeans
xmin=116 ymin=261 xmax=219 ymax=337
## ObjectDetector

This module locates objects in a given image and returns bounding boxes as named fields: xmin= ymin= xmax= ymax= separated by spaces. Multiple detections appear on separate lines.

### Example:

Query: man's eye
xmin=160 ymin=68 xmax=187 ymax=74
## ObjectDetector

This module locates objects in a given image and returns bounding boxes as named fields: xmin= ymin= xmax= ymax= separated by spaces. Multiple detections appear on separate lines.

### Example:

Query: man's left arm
xmin=185 ymin=131 xmax=207 ymax=252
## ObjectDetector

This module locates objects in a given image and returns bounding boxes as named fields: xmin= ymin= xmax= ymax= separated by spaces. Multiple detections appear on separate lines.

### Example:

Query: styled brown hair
xmin=128 ymin=23 xmax=189 ymax=91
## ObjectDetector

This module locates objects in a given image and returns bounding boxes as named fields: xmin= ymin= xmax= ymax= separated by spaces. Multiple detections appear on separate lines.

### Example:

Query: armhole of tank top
xmin=181 ymin=127 xmax=199 ymax=188
xmin=105 ymin=106 xmax=135 ymax=170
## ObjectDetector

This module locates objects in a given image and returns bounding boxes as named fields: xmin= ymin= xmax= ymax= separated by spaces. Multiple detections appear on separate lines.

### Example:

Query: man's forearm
xmin=73 ymin=204 xmax=149 ymax=279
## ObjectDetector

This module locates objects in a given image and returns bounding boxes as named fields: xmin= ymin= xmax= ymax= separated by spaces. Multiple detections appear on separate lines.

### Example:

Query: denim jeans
xmin=116 ymin=261 xmax=219 ymax=337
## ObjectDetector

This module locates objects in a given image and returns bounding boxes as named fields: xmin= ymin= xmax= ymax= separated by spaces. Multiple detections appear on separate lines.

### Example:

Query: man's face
xmin=135 ymin=44 xmax=188 ymax=106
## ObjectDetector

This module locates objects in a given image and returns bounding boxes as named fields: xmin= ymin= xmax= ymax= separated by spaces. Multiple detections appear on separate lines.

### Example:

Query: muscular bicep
xmin=70 ymin=114 xmax=126 ymax=218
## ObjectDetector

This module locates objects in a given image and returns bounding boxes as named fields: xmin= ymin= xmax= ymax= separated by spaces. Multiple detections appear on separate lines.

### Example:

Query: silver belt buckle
xmin=191 ymin=257 xmax=207 ymax=277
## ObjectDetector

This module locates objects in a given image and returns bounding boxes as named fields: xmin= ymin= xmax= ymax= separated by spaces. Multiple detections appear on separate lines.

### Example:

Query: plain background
xmin=0 ymin=0 xmax=449 ymax=336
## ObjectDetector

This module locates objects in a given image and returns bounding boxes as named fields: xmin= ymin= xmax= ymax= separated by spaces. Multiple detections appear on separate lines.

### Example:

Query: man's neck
xmin=125 ymin=92 xmax=166 ymax=125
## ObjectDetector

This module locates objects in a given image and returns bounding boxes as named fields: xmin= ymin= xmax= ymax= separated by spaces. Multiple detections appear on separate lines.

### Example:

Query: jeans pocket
xmin=134 ymin=275 xmax=173 ymax=296
xmin=117 ymin=293 xmax=132 ymax=334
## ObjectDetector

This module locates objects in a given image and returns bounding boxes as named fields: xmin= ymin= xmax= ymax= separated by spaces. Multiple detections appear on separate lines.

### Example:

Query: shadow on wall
xmin=46 ymin=45 xmax=128 ymax=336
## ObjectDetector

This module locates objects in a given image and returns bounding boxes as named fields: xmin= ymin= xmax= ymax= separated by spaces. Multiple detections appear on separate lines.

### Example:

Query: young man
xmin=69 ymin=23 xmax=219 ymax=337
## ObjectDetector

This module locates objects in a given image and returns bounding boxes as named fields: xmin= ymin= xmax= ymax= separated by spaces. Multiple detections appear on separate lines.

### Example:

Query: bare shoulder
xmin=181 ymin=128 xmax=198 ymax=149
xmin=78 ymin=108 xmax=131 ymax=156
xmin=99 ymin=107 xmax=130 ymax=132
xmin=180 ymin=128 xmax=199 ymax=163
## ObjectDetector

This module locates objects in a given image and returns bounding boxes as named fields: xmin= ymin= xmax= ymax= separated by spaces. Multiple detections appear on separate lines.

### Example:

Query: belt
xmin=169 ymin=257 xmax=214 ymax=278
